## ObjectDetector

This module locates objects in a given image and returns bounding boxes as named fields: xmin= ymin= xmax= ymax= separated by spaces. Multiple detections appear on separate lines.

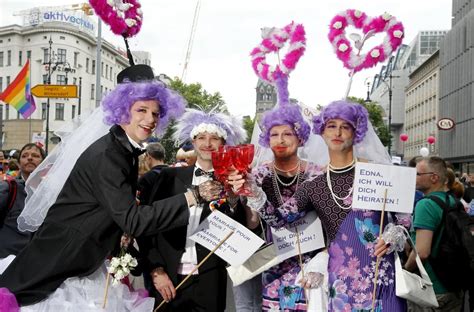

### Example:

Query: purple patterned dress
xmin=290 ymin=167 xmax=410 ymax=312
xmin=253 ymin=162 xmax=324 ymax=311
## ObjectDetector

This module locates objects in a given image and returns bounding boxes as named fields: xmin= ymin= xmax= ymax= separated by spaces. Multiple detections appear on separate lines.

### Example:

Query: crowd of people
xmin=0 ymin=63 xmax=472 ymax=312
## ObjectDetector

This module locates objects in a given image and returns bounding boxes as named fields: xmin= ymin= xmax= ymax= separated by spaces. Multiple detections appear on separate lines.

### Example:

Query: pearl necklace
xmin=272 ymin=167 xmax=302 ymax=207
xmin=273 ymin=160 xmax=300 ymax=173
xmin=326 ymin=160 xmax=356 ymax=210
xmin=328 ymin=157 xmax=356 ymax=173
xmin=273 ymin=161 xmax=301 ymax=187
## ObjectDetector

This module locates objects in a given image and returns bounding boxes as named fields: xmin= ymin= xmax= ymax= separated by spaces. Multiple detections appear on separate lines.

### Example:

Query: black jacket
xmin=0 ymin=125 xmax=190 ymax=306
xmin=0 ymin=177 xmax=33 ymax=258
xmin=142 ymin=165 xmax=247 ymax=310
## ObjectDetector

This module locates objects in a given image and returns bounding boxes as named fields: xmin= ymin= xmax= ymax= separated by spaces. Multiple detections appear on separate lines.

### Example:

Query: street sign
xmin=31 ymin=84 xmax=78 ymax=98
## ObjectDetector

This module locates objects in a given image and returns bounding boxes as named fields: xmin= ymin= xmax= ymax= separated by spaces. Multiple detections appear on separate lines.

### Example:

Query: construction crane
xmin=181 ymin=0 xmax=201 ymax=82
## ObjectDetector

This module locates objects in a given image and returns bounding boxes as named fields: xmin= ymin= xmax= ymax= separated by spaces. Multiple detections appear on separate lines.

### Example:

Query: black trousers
xmin=155 ymin=269 xmax=227 ymax=312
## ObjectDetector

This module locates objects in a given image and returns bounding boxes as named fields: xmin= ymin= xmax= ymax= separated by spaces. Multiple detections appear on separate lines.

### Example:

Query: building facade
xmin=255 ymin=79 xmax=277 ymax=121
xmin=439 ymin=0 xmax=474 ymax=172
xmin=405 ymin=50 xmax=440 ymax=159
xmin=369 ymin=30 xmax=447 ymax=157
xmin=0 ymin=6 xmax=151 ymax=151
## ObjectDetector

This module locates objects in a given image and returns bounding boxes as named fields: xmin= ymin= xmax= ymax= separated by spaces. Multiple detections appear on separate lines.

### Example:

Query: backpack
xmin=426 ymin=193 xmax=474 ymax=291
xmin=0 ymin=179 xmax=18 ymax=226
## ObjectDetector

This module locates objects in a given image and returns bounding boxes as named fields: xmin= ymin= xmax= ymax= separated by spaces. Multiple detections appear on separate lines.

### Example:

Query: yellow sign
xmin=31 ymin=84 xmax=78 ymax=98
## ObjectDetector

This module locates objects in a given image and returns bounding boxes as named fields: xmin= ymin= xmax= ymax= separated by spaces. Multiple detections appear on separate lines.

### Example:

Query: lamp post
xmin=78 ymin=77 xmax=82 ymax=115
xmin=44 ymin=37 xmax=72 ymax=154
xmin=375 ymin=73 xmax=399 ymax=155
xmin=364 ymin=79 xmax=371 ymax=103
xmin=45 ymin=37 xmax=53 ymax=155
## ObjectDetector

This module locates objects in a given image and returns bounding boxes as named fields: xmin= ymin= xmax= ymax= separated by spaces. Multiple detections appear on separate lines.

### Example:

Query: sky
xmin=1 ymin=1 xmax=452 ymax=118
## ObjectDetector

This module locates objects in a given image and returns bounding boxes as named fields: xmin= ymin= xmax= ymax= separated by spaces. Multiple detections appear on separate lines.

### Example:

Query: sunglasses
xmin=416 ymin=172 xmax=436 ymax=176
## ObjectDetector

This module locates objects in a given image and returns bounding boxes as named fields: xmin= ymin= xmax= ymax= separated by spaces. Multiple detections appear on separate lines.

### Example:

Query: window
xmin=74 ymin=52 xmax=79 ymax=68
xmin=73 ymin=77 xmax=77 ymax=85
xmin=26 ymin=50 xmax=31 ymax=60
xmin=100 ymin=85 xmax=103 ymax=99
xmin=18 ymin=51 xmax=22 ymax=66
xmin=105 ymin=64 xmax=108 ymax=79
xmin=57 ymin=48 xmax=66 ymax=63
xmin=55 ymin=103 xmax=64 ymax=120
xmin=72 ymin=105 xmax=76 ymax=119
xmin=86 ymin=58 xmax=89 ymax=73
xmin=109 ymin=67 xmax=112 ymax=80
xmin=101 ymin=62 xmax=104 ymax=77
xmin=0 ymin=52 xmax=3 ymax=67
xmin=57 ymin=75 xmax=66 ymax=85
xmin=91 ymin=84 xmax=95 ymax=100
xmin=60 ymin=36 xmax=66 ymax=40
xmin=6 ymin=76 xmax=10 ymax=86
xmin=7 ymin=50 xmax=11 ymax=66
xmin=0 ymin=77 xmax=2 ymax=92
xmin=43 ymin=74 xmax=48 ymax=84
xmin=17 ymin=111 xmax=20 ymax=119
xmin=5 ymin=104 xmax=9 ymax=120
xmin=92 ymin=60 xmax=96 ymax=74
xmin=42 ymin=103 xmax=47 ymax=120
xmin=43 ymin=48 xmax=49 ymax=64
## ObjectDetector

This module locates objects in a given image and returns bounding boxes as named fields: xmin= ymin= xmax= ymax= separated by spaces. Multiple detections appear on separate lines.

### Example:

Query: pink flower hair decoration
xmin=250 ymin=22 xmax=306 ymax=82
xmin=89 ymin=0 xmax=143 ymax=38
xmin=328 ymin=9 xmax=404 ymax=74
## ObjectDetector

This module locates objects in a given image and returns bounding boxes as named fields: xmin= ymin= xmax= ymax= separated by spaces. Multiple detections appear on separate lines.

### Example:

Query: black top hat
xmin=117 ymin=64 xmax=155 ymax=83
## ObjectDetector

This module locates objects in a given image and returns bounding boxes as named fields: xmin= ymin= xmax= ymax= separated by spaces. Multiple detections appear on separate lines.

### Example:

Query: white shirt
xmin=178 ymin=163 xmax=214 ymax=274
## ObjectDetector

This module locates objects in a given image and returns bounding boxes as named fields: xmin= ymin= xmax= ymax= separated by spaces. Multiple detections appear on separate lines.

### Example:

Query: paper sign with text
xmin=352 ymin=162 xmax=416 ymax=213
xmin=270 ymin=211 xmax=325 ymax=262
xmin=189 ymin=211 xmax=265 ymax=266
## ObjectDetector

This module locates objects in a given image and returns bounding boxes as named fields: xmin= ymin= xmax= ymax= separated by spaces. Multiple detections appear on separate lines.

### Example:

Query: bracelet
xmin=188 ymin=186 xmax=203 ymax=205
xmin=150 ymin=267 xmax=164 ymax=276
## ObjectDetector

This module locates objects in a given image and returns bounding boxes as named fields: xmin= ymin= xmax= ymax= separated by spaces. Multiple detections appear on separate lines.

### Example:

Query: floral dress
xmin=253 ymin=162 xmax=324 ymax=311
xmin=284 ymin=166 xmax=411 ymax=311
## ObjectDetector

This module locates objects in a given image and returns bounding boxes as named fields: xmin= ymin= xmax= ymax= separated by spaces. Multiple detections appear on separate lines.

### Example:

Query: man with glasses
xmin=138 ymin=142 xmax=168 ymax=205
xmin=404 ymin=156 xmax=463 ymax=311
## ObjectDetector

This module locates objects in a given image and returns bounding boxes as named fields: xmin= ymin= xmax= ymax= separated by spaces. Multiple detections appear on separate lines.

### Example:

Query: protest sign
xmin=352 ymin=162 xmax=416 ymax=213
xmin=270 ymin=211 xmax=325 ymax=262
xmin=190 ymin=211 xmax=264 ymax=266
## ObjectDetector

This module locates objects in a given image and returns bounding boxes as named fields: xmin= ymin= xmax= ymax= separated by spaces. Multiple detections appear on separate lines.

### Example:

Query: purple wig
xmin=259 ymin=75 xmax=310 ymax=147
xmin=101 ymin=80 xmax=186 ymax=136
xmin=173 ymin=108 xmax=247 ymax=146
xmin=312 ymin=100 xmax=368 ymax=144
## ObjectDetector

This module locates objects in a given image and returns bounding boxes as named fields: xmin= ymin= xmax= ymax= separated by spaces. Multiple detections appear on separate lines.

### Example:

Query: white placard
xmin=189 ymin=211 xmax=265 ymax=266
xmin=31 ymin=132 xmax=46 ymax=148
xmin=352 ymin=162 xmax=416 ymax=213
xmin=270 ymin=211 xmax=325 ymax=262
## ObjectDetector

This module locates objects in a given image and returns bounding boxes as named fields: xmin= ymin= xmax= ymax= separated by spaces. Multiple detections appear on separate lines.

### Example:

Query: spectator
xmin=137 ymin=142 xmax=168 ymax=206
xmin=404 ymin=156 xmax=463 ymax=311
xmin=0 ymin=143 xmax=46 ymax=259
xmin=462 ymin=173 xmax=474 ymax=204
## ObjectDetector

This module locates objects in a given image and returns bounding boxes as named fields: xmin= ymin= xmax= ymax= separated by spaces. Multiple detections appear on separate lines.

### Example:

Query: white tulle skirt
xmin=6 ymin=260 xmax=156 ymax=312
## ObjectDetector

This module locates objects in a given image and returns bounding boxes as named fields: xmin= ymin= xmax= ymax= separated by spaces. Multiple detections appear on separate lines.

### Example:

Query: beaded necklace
xmin=272 ymin=164 xmax=302 ymax=206
xmin=326 ymin=159 xmax=356 ymax=210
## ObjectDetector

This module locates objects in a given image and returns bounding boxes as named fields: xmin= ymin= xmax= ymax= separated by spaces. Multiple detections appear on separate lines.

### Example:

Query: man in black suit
xmin=0 ymin=65 xmax=215 ymax=307
xmin=143 ymin=109 xmax=260 ymax=312
xmin=138 ymin=142 xmax=168 ymax=205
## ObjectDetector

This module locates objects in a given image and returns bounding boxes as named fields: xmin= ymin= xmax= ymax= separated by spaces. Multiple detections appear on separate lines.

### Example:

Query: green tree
xmin=348 ymin=96 xmax=392 ymax=146
xmin=157 ymin=78 xmax=230 ymax=163
xmin=242 ymin=115 xmax=256 ymax=144
xmin=169 ymin=78 xmax=228 ymax=113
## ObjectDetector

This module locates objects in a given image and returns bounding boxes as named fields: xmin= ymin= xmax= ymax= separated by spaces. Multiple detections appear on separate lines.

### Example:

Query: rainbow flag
xmin=0 ymin=59 xmax=36 ymax=119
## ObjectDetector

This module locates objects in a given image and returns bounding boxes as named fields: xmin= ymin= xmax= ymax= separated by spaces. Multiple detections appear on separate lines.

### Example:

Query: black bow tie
xmin=195 ymin=168 xmax=214 ymax=178
xmin=132 ymin=147 xmax=146 ymax=157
